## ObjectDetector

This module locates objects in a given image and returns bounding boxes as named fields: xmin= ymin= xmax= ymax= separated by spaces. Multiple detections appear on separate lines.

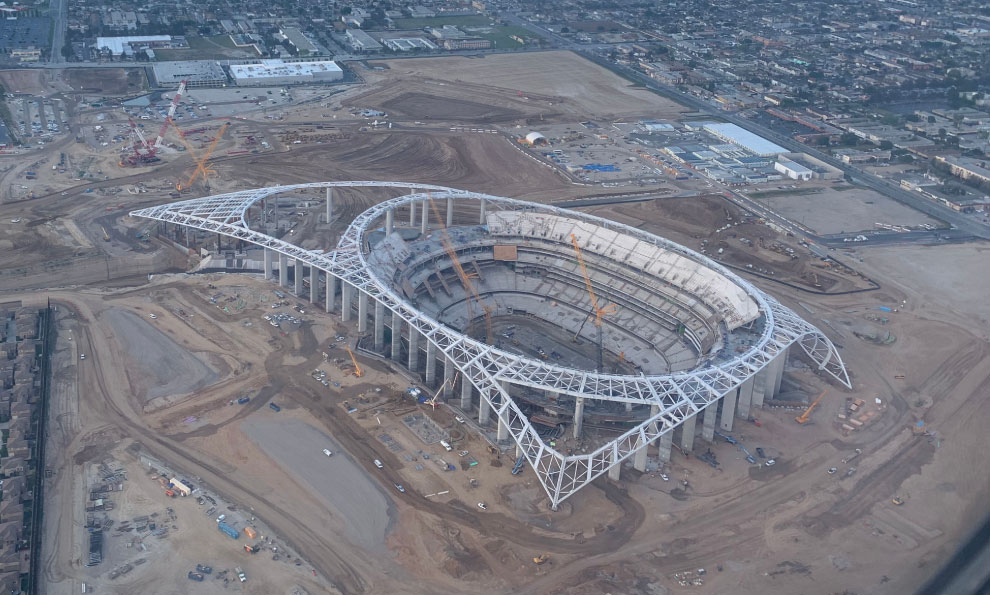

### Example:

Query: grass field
xmin=154 ymin=35 xmax=256 ymax=61
xmin=475 ymin=25 xmax=539 ymax=49
xmin=393 ymin=15 xmax=493 ymax=29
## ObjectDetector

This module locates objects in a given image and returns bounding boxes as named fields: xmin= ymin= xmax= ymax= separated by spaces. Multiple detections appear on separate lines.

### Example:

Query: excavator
xmin=795 ymin=389 xmax=828 ymax=424
xmin=533 ymin=553 xmax=550 ymax=565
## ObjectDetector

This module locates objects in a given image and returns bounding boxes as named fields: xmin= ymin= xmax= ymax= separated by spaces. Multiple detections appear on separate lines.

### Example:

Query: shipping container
xmin=243 ymin=526 xmax=257 ymax=539
xmin=217 ymin=522 xmax=240 ymax=539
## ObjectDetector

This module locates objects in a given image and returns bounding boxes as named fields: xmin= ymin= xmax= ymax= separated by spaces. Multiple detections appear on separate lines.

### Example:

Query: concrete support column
xmin=294 ymin=258 xmax=304 ymax=296
xmin=420 ymin=199 xmax=429 ymax=233
xmin=341 ymin=282 xmax=353 ymax=322
xmin=425 ymin=341 xmax=437 ymax=385
xmin=497 ymin=416 xmax=509 ymax=441
xmin=374 ymin=301 xmax=385 ymax=352
xmin=408 ymin=200 xmax=416 ymax=226
xmin=309 ymin=268 xmax=319 ymax=304
xmin=460 ymin=376 xmax=472 ymax=411
xmin=736 ymin=376 xmax=755 ymax=420
xmin=572 ymin=397 xmax=585 ymax=439
xmin=608 ymin=456 xmax=621 ymax=481
xmin=278 ymin=253 xmax=288 ymax=288
xmin=479 ymin=392 xmax=491 ymax=425
xmin=633 ymin=441 xmax=648 ymax=472
xmin=326 ymin=275 xmax=337 ymax=313
xmin=327 ymin=188 xmax=333 ymax=223
xmin=408 ymin=330 xmax=420 ymax=372
xmin=702 ymin=404 xmax=717 ymax=442
xmin=680 ymin=413 xmax=697 ymax=453
xmin=657 ymin=432 xmax=673 ymax=463
xmin=443 ymin=357 xmax=455 ymax=399
xmin=625 ymin=402 xmax=633 ymax=412
xmin=385 ymin=209 xmax=394 ymax=237
xmin=185 ymin=227 xmax=190 ymax=246
xmin=357 ymin=291 xmax=368 ymax=332
xmin=390 ymin=310 xmax=402 ymax=360
xmin=446 ymin=196 xmax=454 ymax=227
xmin=479 ymin=198 xmax=487 ymax=224
xmin=719 ymin=390 xmax=737 ymax=432
xmin=772 ymin=348 xmax=788 ymax=397
xmin=263 ymin=248 xmax=273 ymax=280
xmin=751 ymin=368 xmax=768 ymax=410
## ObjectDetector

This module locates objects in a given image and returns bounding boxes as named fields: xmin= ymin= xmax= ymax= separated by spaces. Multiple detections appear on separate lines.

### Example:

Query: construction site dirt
xmin=0 ymin=50 xmax=983 ymax=595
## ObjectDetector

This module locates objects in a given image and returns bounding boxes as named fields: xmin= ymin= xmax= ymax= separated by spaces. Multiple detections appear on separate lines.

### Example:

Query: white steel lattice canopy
xmin=132 ymin=182 xmax=850 ymax=508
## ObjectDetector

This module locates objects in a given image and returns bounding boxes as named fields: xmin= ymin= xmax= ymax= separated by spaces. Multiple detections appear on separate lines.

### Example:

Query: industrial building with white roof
xmin=229 ymin=60 xmax=343 ymax=86
xmin=703 ymin=122 xmax=788 ymax=156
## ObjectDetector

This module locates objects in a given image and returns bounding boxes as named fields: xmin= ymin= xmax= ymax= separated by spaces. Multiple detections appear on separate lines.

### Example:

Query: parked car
xmin=756 ymin=447 xmax=765 ymax=459
xmin=374 ymin=459 xmax=383 ymax=469
xmin=394 ymin=483 xmax=405 ymax=493
xmin=322 ymin=448 xmax=333 ymax=457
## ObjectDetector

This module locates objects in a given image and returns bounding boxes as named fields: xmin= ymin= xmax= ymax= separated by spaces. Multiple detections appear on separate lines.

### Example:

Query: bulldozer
xmin=533 ymin=553 xmax=550 ymax=565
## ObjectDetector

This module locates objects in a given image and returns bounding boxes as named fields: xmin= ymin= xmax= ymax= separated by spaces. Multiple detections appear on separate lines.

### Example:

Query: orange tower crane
xmin=427 ymin=195 xmax=494 ymax=343
xmin=570 ymin=233 xmax=617 ymax=371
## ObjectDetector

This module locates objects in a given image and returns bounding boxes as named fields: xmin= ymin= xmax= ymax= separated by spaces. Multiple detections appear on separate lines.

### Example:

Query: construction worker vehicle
xmin=533 ymin=554 xmax=550 ymax=565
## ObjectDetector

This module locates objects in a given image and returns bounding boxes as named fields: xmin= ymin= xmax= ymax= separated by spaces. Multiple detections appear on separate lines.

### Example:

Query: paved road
xmin=48 ymin=0 xmax=67 ymax=64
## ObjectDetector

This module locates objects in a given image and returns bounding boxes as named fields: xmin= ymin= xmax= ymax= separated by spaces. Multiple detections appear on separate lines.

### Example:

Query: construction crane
xmin=795 ymin=389 xmax=828 ymax=424
xmin=119 ymin=118 xmax=158 ymax=167
xmin=425 ymin=373 xmax=458 ymax=410
xmin=344 ymin=346 xmax=363 ymax=377
xmin=569 ymin=233 xmax=617 ymax=372
xmin=153 ymin=79 xmax=186 ymax=150
xmin=427 ymin=195 xmax=494 ymax=343
xmin=175 ymin=120 xmax=230 ymax=191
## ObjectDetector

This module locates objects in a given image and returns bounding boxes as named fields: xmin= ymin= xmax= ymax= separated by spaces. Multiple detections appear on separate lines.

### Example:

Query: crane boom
xmin=795 ymin=389 xmax=827 ymax=424
xmin=154 ymin=79 xmax=186 ymax=149
xmin=428 ymin=195 xmax=493 ymax=343
xmin=344 ymin=346 xmax=363 ymax=377
xmin=569 ymin=233 xmax=617 ymax=371
xmin=176 ymin=120 xmax=229 ymax=190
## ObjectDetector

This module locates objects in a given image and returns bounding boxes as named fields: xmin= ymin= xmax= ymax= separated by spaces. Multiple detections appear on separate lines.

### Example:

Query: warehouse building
xmin=384 ymin=38 xmax=438 ymax=51
xmin=152 ymin=61 xmax=229 ymax=88
xmin=703 ymin=122 xmax=787 ymax=156
xmin=344 ymin=29 xmax=383 ymax=52
xmin=96 ymin=35 xmax=174 ymax=57
xmin=774 ymin=158 xmax=813 ymax=181
xmin=229 ymin=59 xmax=343 ymax=86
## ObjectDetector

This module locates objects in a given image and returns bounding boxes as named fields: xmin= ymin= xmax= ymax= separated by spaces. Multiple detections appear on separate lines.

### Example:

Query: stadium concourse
xmin=132 ymin=182 xmax=850 ymax=509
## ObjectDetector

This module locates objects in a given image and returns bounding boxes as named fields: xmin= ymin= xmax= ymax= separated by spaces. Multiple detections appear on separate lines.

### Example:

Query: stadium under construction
xmin=132 ymin=181 xmax=850 ymax=508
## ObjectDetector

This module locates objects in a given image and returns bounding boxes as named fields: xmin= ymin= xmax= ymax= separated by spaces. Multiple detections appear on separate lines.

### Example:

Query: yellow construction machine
xmin=795 ymin=389 xmax=827 ymax=424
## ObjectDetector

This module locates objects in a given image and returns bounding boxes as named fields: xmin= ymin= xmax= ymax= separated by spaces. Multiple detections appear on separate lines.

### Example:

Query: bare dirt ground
xmin=65 ymin=69 xmax=146 ymax=95
xmin=750 ymin=184 xmax=942 ymax=234
xmin=0 ymin=69 xmax=51 ymax=95
xmin=0 ymin=52 xmax=984 ymax=595
xmin=364 ymin=51 xmax=688 ymax=121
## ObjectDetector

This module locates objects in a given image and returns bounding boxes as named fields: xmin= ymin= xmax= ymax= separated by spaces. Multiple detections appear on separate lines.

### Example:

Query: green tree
xmin=840 ymin=132 xmax=859 ymax=145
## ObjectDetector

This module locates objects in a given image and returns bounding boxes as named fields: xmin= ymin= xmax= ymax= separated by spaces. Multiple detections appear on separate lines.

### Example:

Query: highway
xmin=48 ymin=0 xmax=67 ymax=64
